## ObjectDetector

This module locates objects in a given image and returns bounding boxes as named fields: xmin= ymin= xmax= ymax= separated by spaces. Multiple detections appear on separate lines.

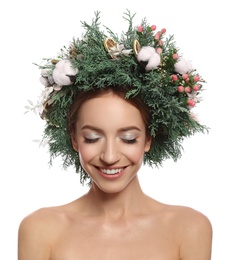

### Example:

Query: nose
xmin=100 ymin=138 xmax=120 ymax=165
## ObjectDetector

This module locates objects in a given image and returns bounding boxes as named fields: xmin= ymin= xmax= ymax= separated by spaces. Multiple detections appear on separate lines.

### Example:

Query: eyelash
xmin=83 ymin=138 xmax=99 ymax=143
xmin=121 ymin=138 xmax=137 ymax=144
xmin=83 ymin=138 xmax=137 ymax=144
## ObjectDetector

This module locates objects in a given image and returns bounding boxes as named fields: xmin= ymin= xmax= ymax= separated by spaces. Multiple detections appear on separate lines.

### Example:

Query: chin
xmin=91 ymin=174 xmax=138 ymax=194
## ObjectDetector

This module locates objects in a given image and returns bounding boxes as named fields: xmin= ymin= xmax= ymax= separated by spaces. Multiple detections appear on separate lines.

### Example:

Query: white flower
xmin=190 ymin=112 xmax=199 ymax=122
xmin=25 ymin=84 xmax=53 ymax=115
xmin=109 ymin=43 xmax=132 ymax=59
xmin=187 ymin=91 xmax=203 ymax=103
xmin=121 ymin=49 xmax=133 ymax=56
xmin=24 ymin=99 xmax=37 ymax=114
xmin=137 ymin=46 xmax=161 ymax=71
xmin=37 ymin=86 xmax=54 ymax=114
xmin=52 ymin=60 xmax=78 ymax=86
xmin=41 ymin=86 xmax=54 ymax=101
xmin=174 ymin=57 xmax=193 ymax=74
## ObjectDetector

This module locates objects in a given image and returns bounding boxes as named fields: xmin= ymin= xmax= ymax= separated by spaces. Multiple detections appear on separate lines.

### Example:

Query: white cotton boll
xmin=145 ymin=53 xmax=161 ymax=71
xmin=48 ymin=75 xmax=54 ymax=85
xmin=52 ymin=60 xmax=78 ymax=86
xmin=53 ymin=84 xmax=62 ymax=91
xmin=174 ymin=57 xmax=193 ymax=74
xmin=137 ymin=46 xmax=155 ymax=62
xmin=40 ymin=69 xmax=50 ymax=77
xmin=39 ymin=76 xmax=49 ymax=87
xmin=137 ymin=46 xmax=161 ymax=71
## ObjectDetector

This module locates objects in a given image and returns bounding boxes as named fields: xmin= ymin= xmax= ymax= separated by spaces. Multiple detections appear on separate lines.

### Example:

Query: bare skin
xmin=18 ymin=178 xmax=212 ymax=260
xmin=18 ymin=93 xmax=212 ymax=259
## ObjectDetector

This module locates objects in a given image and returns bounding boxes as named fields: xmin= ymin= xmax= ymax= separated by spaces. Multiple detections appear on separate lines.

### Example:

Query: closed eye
xmin=83 ymin=137 xmax=100 ymax=143
xmin=121 ymin=138 xmax=137 ymax=144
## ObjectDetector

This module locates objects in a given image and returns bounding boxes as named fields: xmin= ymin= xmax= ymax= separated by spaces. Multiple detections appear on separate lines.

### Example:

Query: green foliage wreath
xmin=27 ymin=10 xmax=208 ymax=184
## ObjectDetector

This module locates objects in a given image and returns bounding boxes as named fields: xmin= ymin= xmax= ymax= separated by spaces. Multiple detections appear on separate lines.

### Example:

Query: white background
xmin=0 ymin=0 xmax=229 ymax=259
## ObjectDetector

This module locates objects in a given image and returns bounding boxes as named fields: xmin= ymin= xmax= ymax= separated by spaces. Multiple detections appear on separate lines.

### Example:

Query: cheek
xmin=77 ymin=140 xmax=104 ymax=170
xmin=78 ymin=144 xmax=95 ymax=164
xmin=124 ymin=143 xmax=146 ymax=163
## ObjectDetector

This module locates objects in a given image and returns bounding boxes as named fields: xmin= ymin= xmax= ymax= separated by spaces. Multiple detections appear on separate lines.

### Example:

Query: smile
xmin=100 ymin=168 xmax=124 ymax=175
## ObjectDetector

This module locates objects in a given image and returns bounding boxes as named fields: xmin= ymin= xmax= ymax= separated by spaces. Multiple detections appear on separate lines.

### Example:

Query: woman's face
xmin=71 ymin=92 xmax=151 ymax=193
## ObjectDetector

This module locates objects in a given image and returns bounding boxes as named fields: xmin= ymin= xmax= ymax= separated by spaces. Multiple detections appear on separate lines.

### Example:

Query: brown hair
xmin=67 ymin=87 xmax=151 ymax=136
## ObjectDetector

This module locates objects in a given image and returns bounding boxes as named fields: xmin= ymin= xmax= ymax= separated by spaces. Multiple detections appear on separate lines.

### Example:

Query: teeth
xmin=100 ymin=168 xmax=124 ymax=175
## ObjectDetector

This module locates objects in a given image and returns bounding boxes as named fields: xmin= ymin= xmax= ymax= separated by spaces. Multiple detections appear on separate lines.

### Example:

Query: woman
xmin=19 ymin=11 xmax=212 ymax=259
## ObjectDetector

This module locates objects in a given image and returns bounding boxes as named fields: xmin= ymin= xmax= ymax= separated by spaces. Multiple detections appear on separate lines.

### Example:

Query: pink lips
xmin=98 ymin=167 xmax=126 ymax=180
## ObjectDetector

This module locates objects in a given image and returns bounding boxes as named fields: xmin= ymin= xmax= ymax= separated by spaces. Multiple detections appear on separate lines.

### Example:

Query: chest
xmin=51 ymin=220 xmax=180 ymax=260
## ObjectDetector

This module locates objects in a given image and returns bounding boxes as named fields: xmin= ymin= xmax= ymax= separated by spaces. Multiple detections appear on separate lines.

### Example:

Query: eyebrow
xmin=81 ymin=125 xmax=141 ymax=132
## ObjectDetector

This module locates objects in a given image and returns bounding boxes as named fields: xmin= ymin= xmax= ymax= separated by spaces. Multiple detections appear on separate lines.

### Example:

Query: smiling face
xmin=71 ymin=91 xmax=151 ymax=193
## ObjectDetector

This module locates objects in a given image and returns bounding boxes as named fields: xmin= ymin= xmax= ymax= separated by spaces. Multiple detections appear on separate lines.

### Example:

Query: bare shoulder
xmin=166 ymin=204 xmax=212 ymax=229
xmin=148 ymin=198 xmax=212 ymax=229
xmin=19 ymin=206 xmax=63 ymax=233
xmin=18 ymin=203 xmax=77 ymax=260
xmin=19 ymin=202 xmax=79 ymax=238
xmin=163 ymin=204 xmax=213 ymax=259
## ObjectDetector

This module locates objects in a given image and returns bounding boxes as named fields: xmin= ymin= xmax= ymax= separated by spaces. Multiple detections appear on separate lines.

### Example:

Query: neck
xmin=84 ymin=176 xmax=146 ymax=218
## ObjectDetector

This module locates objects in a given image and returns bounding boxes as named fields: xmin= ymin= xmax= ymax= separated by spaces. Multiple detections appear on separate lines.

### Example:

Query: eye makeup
xmin=120 ymin=133 xmax=139 ymax=144
xmin=83 ymin=132 xmax=102 ymax=143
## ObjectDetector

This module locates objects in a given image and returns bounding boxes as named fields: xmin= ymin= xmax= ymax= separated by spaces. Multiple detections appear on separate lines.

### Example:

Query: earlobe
xmin=71 ymin=133 xmax=78 ymax=152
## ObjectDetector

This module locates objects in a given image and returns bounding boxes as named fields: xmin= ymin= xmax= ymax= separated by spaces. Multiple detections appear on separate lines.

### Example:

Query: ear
xmin=70 ymin=132 xmax=78 ymax=152
xmin=144 ymin=136 xmax=152 ymax=152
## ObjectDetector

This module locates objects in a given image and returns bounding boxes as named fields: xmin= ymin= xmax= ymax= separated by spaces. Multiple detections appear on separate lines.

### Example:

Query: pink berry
xmin=157 ymin=47 xmax=162 ymax=54
xmin=173 ymin=53 xmax=178 ymax=60
xmin=193 ymin=85 xmax=200 ymax=91
xmin=194 ymin=75 xmax=200 ymax=82
xmin=185 ymin=86 xmax=191 ymax=93
xmin=171 ymin=75 xmax=178 ymax=81
xmin=137 ymin=26 xmax=144 ymax=32
xmin=182 ymin=74 xmax=189 ymax=80
xmin=187 ymin=99 xmax=196 ymax=107
xmin=158 ymin=40 xmax=163 ymax=46
xmin=151 ymin=25 xmax=156 ymax=31
xmin=154 ymin=33 xmax=160 ymax=40
xmin=177 ymin=86 xmax=184 ymax=92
